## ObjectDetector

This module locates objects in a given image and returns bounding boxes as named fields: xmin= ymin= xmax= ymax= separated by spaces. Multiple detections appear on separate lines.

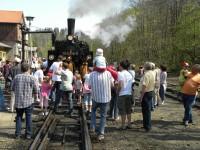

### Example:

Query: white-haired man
xmin=139 ymin=62 xmax=155 ymax=132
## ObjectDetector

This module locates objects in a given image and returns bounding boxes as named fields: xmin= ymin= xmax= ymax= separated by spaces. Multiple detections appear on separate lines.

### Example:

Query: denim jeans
xmin=182 ymin=94 xmax=196 ymax=122
xmin=15 ymin=105 xmax=33 ymax=136
xmin=109 ymin=93 xmax=118 ymax=119
xmin=159 ymin=84 xmax=165 ymax=101
xmin=90 ymin=101 xmax=108 ymax=135
xmin=62 ymin=90 xmax=73 ymax=111
xmin=142 ymin=91 xmax=153 ymax=130
xmin=83 ymin=93 xmax=92 ymax=106
xmin=53 ymin=81 xmax=61 ymax=111
xmin=0 ymin=87 xmax=5 ymax=110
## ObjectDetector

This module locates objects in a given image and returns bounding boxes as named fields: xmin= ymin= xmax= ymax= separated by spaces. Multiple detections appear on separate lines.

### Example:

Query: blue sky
xmin=0 ymin=0 xmax=71 ymax=29
xmin=0 ymin=0 xmax=129 ymax=35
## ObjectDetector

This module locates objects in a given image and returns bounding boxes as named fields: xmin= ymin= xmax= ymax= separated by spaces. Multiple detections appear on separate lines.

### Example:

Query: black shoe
xmin=26 ymin=135 xmax=31 ymax=139
xmin=70 ymin=111 xmax=74 ymax=117
xmin=64 ymin=110 xmax=73 ymax=117
xmin=69 ymin=109 xmax=73 ymax=114
xmin=144 ymin=127 xmax=151 ymax=132
xmin=145 ymin=128 xmax=151 ymax=132
xmin=188 ymin=120 xmax=193 ymax=123
xmin=14 ymin=118 xmax=25 ymax=122
xmin=126 ymin=124 xmax=133 ymax=129
xmin=15 ymin=135 xmax=21 ymax=139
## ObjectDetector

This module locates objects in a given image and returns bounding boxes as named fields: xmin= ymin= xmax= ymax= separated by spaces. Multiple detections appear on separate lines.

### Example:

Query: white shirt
xmin=93 ymin=56 xmax=106 ymax=68
xmin=84 ymin=73 xmax=90 ymax=84
xmin=83 ymin=73 xmax=91 ymax=94
xmin=60 ymin=69 xmax=73 ymax=91
xmin=34 ymin=69 xmax=44 ymax=85
xmin=118 ymin=70 xmax=132 ymax=96
xmin=49 ymin=61 xmax=62 ymax=81
xmin=128 ymin=70 xmax=135 ymax=83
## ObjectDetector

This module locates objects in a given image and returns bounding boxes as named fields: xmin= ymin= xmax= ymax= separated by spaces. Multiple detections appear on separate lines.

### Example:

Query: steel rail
xmin=80 ymin=108 xmax=92 ymax=150
xmin=37 ymin=118 xmax=57 ymax=150
xmin=29 ymin=110 xmax=53 ymax=150
xmin=30 ymin=106 xmax=92 ymax=150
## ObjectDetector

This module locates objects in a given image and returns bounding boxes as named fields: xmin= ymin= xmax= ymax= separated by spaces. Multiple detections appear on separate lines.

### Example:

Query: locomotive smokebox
xmin=67 ymin=18 xmax=75 ymax=36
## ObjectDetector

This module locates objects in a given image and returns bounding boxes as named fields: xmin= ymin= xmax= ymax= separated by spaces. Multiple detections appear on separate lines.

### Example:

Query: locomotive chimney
xmin=67 ymin=18 xmax=75 ymax=36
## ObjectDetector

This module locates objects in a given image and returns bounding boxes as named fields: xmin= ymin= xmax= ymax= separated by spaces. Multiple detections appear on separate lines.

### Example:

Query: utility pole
xmin=21 ymin=25 xmax=28 ymax=62
xmin=21 ymin=16 xmax=55 ymax=62
xmin=25 ymin=16 xmax=34 ymax=63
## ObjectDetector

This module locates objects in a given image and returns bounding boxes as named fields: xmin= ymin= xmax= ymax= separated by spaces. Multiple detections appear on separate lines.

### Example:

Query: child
xmin=74 ymin=73 xmax=83 ymax=106
xmin=83 ymin=69 xmax=92 ymax=113
xmin=93 ymin=48 xmax=107 ymax=72
xmin=40 ymin=76 xmax=52 ymax=116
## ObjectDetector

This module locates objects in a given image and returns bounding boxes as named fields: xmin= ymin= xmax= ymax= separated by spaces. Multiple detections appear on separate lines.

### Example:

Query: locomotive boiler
xmin=48 ymin=18 xmax=93 ymax=75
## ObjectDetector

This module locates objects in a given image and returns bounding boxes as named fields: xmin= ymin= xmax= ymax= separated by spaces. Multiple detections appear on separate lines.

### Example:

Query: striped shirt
xmin=89 ymin=70 xmax=113 ymax=103
xmin=12 ymin=73 xmax=38 ymax=108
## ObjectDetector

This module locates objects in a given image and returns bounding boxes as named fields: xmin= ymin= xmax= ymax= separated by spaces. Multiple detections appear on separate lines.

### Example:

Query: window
xmin=0 ymin=51 xmax=7 ymax=61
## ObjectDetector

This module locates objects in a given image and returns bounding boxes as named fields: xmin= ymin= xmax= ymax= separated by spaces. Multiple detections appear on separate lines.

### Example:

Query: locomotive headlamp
xmin=67 ymin=35 xmax=73 ymax=40
xmin=67 ymin=56 xmax=71 ymax=60
xmin=49 ymin=54 xmax=54 ymax=60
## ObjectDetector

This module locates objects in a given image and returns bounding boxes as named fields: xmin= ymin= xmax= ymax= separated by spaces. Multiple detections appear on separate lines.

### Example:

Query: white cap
xmin=96 ymin=48 xmax=103 ymax=56
xmin=35 ymin=63 xmax=41 ymax=69
xmin=14 ymin=57 xmax=21 ymax=63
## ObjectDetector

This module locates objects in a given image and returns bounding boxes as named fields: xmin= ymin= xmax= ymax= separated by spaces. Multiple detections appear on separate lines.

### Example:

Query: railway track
xmin=29 ymin=105 xmax=92 ymax=150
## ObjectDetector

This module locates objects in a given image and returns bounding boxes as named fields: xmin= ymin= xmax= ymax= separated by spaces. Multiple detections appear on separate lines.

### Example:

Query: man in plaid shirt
xmin=12 ymin=62 xmax=38 ymax=139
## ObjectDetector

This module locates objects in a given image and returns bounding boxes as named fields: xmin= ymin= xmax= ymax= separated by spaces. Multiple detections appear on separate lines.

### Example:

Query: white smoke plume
xmin=67 ymin=0 xmax=135 ymax=46
xmin=92 ymin=16 xmax=135 ymax=47
xmin=68 ymin=0 xmax=128 ymax=18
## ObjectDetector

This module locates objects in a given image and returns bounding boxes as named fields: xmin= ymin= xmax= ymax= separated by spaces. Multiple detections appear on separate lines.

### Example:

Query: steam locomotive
xmin=47 ymin=18 xmax=93 ymax=74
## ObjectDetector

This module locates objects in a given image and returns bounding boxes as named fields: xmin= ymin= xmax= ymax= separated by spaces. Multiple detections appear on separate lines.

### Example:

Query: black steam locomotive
xmin=47 ymin=18 xmax=93 ymax=72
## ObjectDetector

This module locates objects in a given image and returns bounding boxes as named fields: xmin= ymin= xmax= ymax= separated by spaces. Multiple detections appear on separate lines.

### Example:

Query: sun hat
xmin=96 ymin=48 xmax=103 ymax=56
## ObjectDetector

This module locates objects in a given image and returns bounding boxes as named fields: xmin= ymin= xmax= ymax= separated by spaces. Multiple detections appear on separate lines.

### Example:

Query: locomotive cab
xmin=48 ymin=18 xmax=93 ymax=76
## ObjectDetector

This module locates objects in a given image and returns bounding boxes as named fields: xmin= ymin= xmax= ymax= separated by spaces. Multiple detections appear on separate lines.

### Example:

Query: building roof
xmin=0 ymin=10 xmax=25 ymax=24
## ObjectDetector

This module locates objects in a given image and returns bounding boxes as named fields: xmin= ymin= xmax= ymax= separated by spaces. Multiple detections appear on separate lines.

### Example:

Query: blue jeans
xmin=90 ymin=101 xmax=108 ymax=135
xmin=142 ymin=91 xmax=153 ymax=130
xmin=182 ymin=94 xmax=196 ymax=122
xmin=0 ymin=87 xmax=5 ymax=110
xmin=62 ymin=91 xmax=73 ymax=111
xmin=53 ymin=81 xmax=61 ymax=111
xmin=109 ymin=94 xmax=118 ymax=119
xmin=83 ymin=93 xmax=92 ymax=106
xmin=159 ymin=84 xmax=165 ymax=101
xmin=15 ymin=105 xmax=33 ymax=136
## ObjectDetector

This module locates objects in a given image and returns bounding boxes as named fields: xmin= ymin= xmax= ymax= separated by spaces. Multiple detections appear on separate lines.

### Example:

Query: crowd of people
xmin=0 ymin=49 xmax=199 ymax=142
